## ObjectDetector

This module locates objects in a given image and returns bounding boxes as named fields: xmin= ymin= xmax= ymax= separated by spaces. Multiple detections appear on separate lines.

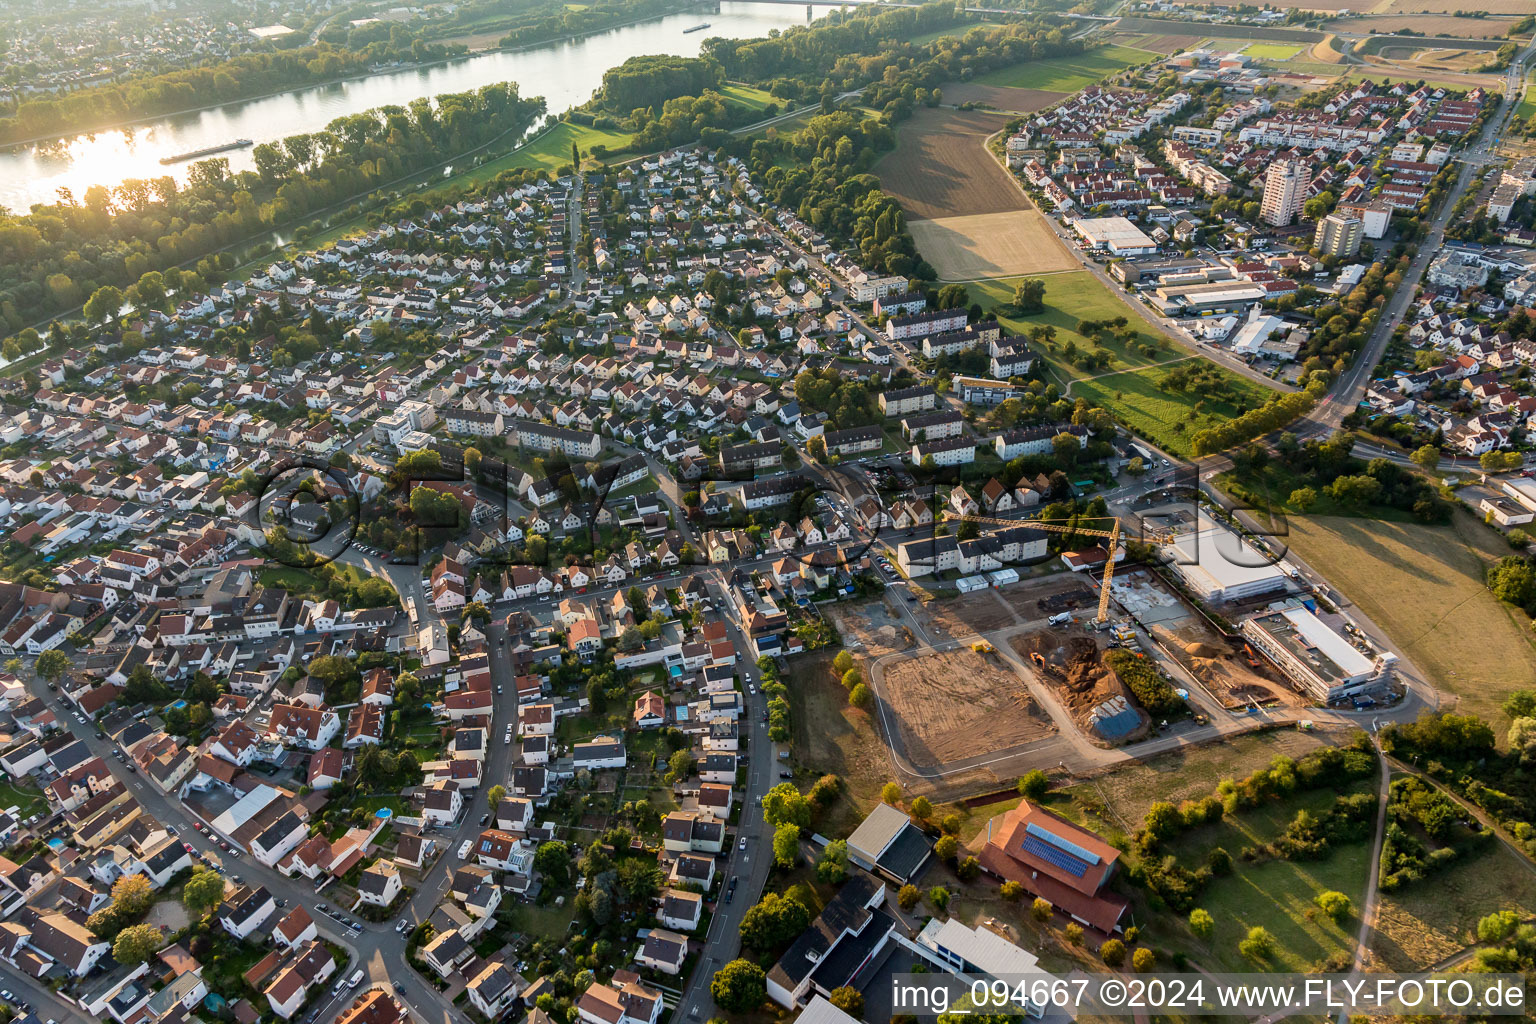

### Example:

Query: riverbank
xmin=0 ymin=2 xmax=705 ymax=152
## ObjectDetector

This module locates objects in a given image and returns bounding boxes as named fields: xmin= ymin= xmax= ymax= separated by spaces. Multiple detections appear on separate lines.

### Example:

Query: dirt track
xmin=879 ymin=648 xmax=1056 ymax=766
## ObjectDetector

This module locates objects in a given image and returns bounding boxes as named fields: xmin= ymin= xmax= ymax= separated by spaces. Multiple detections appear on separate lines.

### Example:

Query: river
xmin=0 ymin=2 xmax=821 ymax=213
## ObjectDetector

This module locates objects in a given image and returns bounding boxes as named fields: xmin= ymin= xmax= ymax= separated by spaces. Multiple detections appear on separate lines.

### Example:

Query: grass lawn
xmin=1058 ymin=728 xmax=1340 ymax=840
xmin=1245 ymin=42 xmax=1305 ymax=59
xmin=470 ymin=120 xmax=636 ymax=179
xmin=1372 ymin=842 xmax=1536 ymax=970
xmin=1282 ymin=511 xmax=1536 ymax=728
xmin=1517 ymin=69 xmax=1536 ymax=120
xmin=975 ymin=44 xmax=1159 ymax=92
xmin=719 ymin=83 xmax=778 ymax=111
xmin=790 ymin=651 xmax=891 ymax=838
xmin=1071 ymin=362 xmax=1272 ymax=459
xmin=975 ymin=271 xmax=1274 ymax=455
xmin=1152 ymin=779 xmax=1377 ymax=973
xmin=0 ymin=780 xmax=47 ymax=819
xmin=509 ymin=900 xmax=578 ymax=943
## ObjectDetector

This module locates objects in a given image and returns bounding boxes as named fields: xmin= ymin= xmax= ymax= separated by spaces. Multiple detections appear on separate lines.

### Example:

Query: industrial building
xmin=1163 ymin=512 xmax=1289 ymax=603
xmin=1149 ymin=280 xmax=1267 ymax=316
xmin=1072 ymin=216 xmax=1158 ymax=256
xmin=1241 ymin=599 xmax=1393 ymax=703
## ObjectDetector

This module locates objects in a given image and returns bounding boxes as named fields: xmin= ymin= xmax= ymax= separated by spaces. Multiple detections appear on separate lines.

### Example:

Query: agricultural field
xmin=875 ymin=107 xmax=1019 ymax=220
xmin=909 ymin=211 xmax=1076 ymax=281
xmin=971 ymin=273 xmax=1276 ymax=456
xmin=1165 ymin=0 xmax=1377 ymax=9
xmin=939 ymin=82 xmax=1067 ymax=113
xmin=974 ymin=44 xmax=1158 ymax=93
xmin=1371 ymin=843 xmax=1536 ymax=970
xmin=1383 ymin=0 xmax=1534 ymax=13
xmin=1325 ymin=13 xmax=1527 ymax=38
xmin=1102 ymin=31 xmax=1206 ymax=54
xmin=1283 ymin=512 xmax=1536 ymax=728
xmin=1517 ymin=69 xmax=1536 ymax=121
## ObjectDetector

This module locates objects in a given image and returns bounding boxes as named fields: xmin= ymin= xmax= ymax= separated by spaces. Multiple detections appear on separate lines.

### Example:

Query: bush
xmin=1017 ymin=769 xmax=1049 ymax=799
xmin=1238 ymin=926 xmax=1275 ymax=962
xmin=1132 ymin=947 xmax=1156 ymax=972
xmin=1314 ymin=890 xmax=1352 ymax=922
xmin=1000 ymin=881 xmax=1024 ymax=902
xmin=897 ymin=884 xmax=920 ymax=911
xmin=1189 ymin=908 xmax=1213 ymax=939
xmin=1031 ymin=897 xmax=1052 ymax=922
xmin=1104 ymin=649 xmax=1183 ymax=717
xmin=1100 ymin=939 xmax=1126 ymax=968
xmin=1065 ymin=923 xmax=1083 ymax=945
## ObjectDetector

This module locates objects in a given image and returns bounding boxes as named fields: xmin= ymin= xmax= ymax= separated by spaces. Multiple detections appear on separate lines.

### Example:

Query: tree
xmin=1132 ymin=947 xmax=1156 ymax=972
xmin=1508 ymin=717 xmax=1536 ymax=763
xmin=182 ymin=869 xmax=225 ymax=916
xmin=829 ymin=987 xmax=864 ymax=1017
xmin=848 ymin=682 xmax=874 ymax=710
xmin=1100 ymin=938 xmax=1126 ymax=968
xmin=34 ymin=649 xmax=70 ymax=683
xmin=111 ymin=874 xmax=154 ymax=917
xmin=711 ymin=959 xmax=766 ymax=1013
xmin=762 ymin=782 xmax=810 ymax=828
xmin=1031 ymin=897 xmax=1053 ymax=921
xmin=1502 ymin=690 xmax=1536 ymax=721
xmin=84 ymin=285 xmax=124 ymax=324
xmin=772 ymin=822 xmax=800 ymax=868
xmin=910 ymin=796 xmax=932 ymax=822
xmin=740 ymin=892 xmax=811 ymax=949
xmin=666 ymin=749 xmax=693 ymax=784
xmin=487 ymin=784 xmax=506 ymax=810
xmin=1013 ymin=278 xmax=1047 ymax=315
xmin=817 ymin=840 xmax=849 ymax=884
xmin=1410 ymin=445 xmax=1441 ymax=471
xmin=934 ymin=835 xmax=959 ymax=863
xmin=1239 ymin=925 xmax=1275 ymax=962
xmin=112 ymin=924 xmax=162 ymax=965
xmin=832 ymin=650 xmax=854 ymax=675
xmin=897 ymin=884 xmax=921 ymax=911
xmin=840 ymin=668 xmax=862 ymax=691
xmin=1477 ymin=909 xmax=1520 ymax=944
xmin=1017 ymin=769 xmax=1048 ymax=800
xmin=1000 ymin=881 xmax=1023 ymax=902
xmin=1288 ymin=486 xmax=1317 ymax=512
xmin=881 ymin=782 xmax=902 ymax=805
xmin=533 ymin=841 xmax=571 ymax=886
xmin=1065 ymin=923 xmax=1083 ymax=945
xmin=928 ymin=886 xmax=950 ymax=912
xmin=1189 ymin=908 xmax=1214 ymax=939
xmin=1314 ymin=890 xmax=1352 ymax=922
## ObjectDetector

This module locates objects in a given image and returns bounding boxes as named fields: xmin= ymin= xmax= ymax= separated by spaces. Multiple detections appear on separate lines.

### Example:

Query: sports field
xmin=1246 ymin=42 xmax=1305 ymax=59
xmin=975 ymin=44 xmax=1157 ymax=93
xmin=1283 ymin=512 xmax=1536 ymax=727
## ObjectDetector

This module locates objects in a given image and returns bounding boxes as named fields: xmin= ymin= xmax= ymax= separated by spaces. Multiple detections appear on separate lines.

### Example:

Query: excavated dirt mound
xmin=1012 ymin=629 xmax=1149 ymax=745
xmin=1152 ymin=625 xmax=1306 ymax=708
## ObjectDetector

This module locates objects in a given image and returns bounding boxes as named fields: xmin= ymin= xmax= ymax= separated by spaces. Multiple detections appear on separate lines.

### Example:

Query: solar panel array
xmin=1020 ymin=835 xmax=1090 ymax=877
xmin=1025 ymin=821 xmax=1101 ymax=865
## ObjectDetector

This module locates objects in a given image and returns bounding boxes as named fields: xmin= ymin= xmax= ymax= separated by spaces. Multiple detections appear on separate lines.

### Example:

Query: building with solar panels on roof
xmin=977 ymin=800 xmax=1129 ymax=934
xmin=845 ymin=804 xmax=933 ymax=885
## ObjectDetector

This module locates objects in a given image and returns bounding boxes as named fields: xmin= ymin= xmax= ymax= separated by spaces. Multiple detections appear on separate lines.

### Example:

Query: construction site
xmin=1110 ymin=567 xmax=1304 ymax=709
xmin=876 ymin=645 xmax=1057 ymax=769
xmin=1011 ymin=628 xmax=1151 ymax=746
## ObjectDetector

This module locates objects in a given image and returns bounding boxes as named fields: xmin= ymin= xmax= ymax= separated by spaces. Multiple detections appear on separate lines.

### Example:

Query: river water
xmin=0 ymin=2 xmax=820 ymax=213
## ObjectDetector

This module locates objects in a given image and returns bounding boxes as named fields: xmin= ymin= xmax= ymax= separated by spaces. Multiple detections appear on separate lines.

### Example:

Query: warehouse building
xmin=1072 ymin=216 xmax=1159 ymax=256
xmin=1163 ymin=513 xmax=1288 ymax=603
xmin=1241 ymin=599 xmax=1393 ymax=703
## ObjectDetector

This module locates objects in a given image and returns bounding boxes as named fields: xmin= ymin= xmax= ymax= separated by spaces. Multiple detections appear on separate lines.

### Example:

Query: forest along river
xmin=0 ymin=2 xmax=820 ymax=213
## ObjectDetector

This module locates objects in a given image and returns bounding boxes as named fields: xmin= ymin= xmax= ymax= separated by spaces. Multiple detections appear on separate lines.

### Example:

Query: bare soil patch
xmin=1012 ymin=629 xmax=1149 ymax=743
xmin=880 ymin=648 xmax=1056 ymax=765
xmin=1384 ymin=0 xmax=1534 ymax=13
xmin=876 ymin=107 xmax=1019 ymax=220
xmin=910 ymin=210 xmax=1078 ymax=282
xmin=1156 ymin=627 xmax=1305 ymax=709
xmin=925 ymin=588 xmax=1021 ymax=639
xmin=828 ymin=598 xmax=914 ymax=656
xmin=940 ymin=82 xmax=1068 ymax=113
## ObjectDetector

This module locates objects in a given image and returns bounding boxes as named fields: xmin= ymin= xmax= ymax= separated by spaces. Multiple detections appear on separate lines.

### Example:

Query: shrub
xmin=1189 ymin=908 xmax=1213 ymax=939
xmin=1031 ymin=897 xmax=1052 ymax=922
xmin=1100 ymin=939 xmax=1126 ymax=968
xmin=1065 ymin=923 xmax=1083 ymax=945
xmin=1238 ymin=926 xmax=1275 ymax=962
xmin=1314 ymin=890 xmax=1352 ymax=922
xmin=1132 ymin=947 xmax=1156 ymax=972
xmin=1104 ymin=649 xmax=1183 ymax=717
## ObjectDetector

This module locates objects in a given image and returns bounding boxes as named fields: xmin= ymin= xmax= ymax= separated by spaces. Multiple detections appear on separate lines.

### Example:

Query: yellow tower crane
xmin=942 ymin=513 xmax=1171 ymax=624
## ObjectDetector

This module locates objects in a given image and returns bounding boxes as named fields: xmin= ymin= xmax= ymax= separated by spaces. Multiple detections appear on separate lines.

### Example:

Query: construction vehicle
xmin=945 ymin=512 xmax=1172 ymax=624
